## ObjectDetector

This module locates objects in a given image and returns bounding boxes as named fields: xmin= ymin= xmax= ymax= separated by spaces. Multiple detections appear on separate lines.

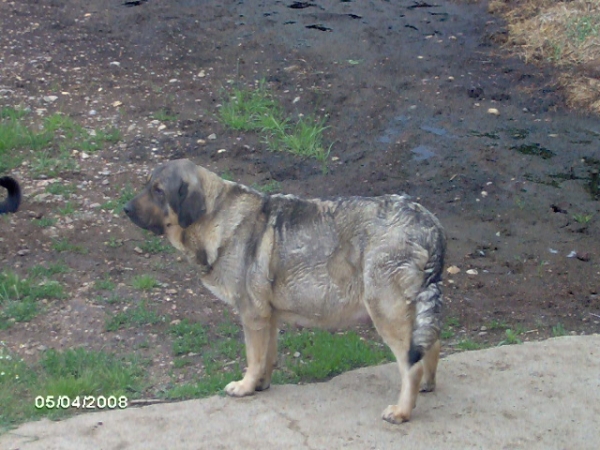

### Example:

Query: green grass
xmin=45 ymin=182 xmax=75 ymax=197
xmin=498 ymin=328 xmax=523 ymax=346
xmin=441 ymin=316 xmax=460 ymax=340
xmin=140 ymin=236 xmax=174 ymax=254
xmin=567 ymin=15 xmax=600 ymax=45
xmin=94 ymin=276 xmax=116 ymax=291
xmin=163 ymin=323 xmax=393 ymax=401
xmin=131 ymin=274 xmax=160 ymax=291
xmin=0 ymin=345 xmax=146 ymax=430
xmin=275 ymin=330 xmax=393 ymax=383
xmin=57 ymin=201 xmax=76 ymax=216
xmin=28 ymin=263 xmax=69 ymax=278
xmin=104 ymin=302 xmax=163 ymax=331
xmin=0 ymin=271 xmax=64 ymax=329
xmin=100 ymin=184 xmax=135 ymax=213
xmin=169 ymin=320 xmax=209 ymax=356
xmin=552 ymin=322 xmax=567 ymax=337
xmin=220 ymin=170 xmax=235 ymax=182
xmin=219 ymin=82 xmax=280 ymax=132
xmin=219 ymin=82 xmax=330 ymax=169
xmin=252 ymin=180 xmax=282 ymax=194
xmin=51 ymin=239 xmax=88 ymax=254
xmin=0 ymin=107 xmax=52 ymax=172
xmin=573 ymin=213 xmax=593 ymax=225
xmin=151 ymin=109 xmax=178 ymax=122
xmin=456 ymin=339 xmax=483 ymax=351
xmin=33 ymin=217 xmax=57 ymax=228
xmin=0 ymin=108 xmax=121 ymax=176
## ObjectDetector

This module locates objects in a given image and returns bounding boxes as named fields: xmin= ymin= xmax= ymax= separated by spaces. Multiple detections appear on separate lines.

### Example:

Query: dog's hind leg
xmin=369 ymin=304 xmax=424 ymax=424
xmin=420 ymin=338 xmax=440 ymax=392
xmin=225 ymin=316 xmax=272 ymax=397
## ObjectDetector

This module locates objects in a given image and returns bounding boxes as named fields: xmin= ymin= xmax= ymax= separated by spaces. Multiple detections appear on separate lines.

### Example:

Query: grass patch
xmin=219 ymin=81 xmax=331 ymax=170
xmin=51 ymin=238 xmax=88 ymax=254
xmin=33 ymin=217 xmax=57 ymax=228
xmin=493 ymin=0 xmax=600 ymax=113
xmin=95 ymin=276 xmax=116 ymax=291
xmin=552 ymin=322 xmax=567 ymax=337
xmin=0 ymin=345 xmax=146 ymax=430
xmin=131 ymin=274 xmax=160 ymax=291
xmin=46 ymin=182 xmax=76 ymax=197
xmin=151 ymin=108 xmax=178 ymax=122
xmin=169 ymin=320 xmax=209 ymax=356
xmin=252 ymin=179 xmax=282 ymax=194
xmin=140 ymin=236 xmax=174 ymax=255
xmin=498 ymin=328 xmax=523 ymax=346
xmin=275 ymin=329 xmax=393 ymax=384
xmin=0 ymin=271 xmax=64 ymax=329
xmin=0 ymin=108 xmax=121 ymax=176
xmin=455 ymin=339 xmax=483 ymax=351
xmin=104 ymin=302 xmax=163 ymax=331
xmin=100 ymin=184 xmax=135 ymax=213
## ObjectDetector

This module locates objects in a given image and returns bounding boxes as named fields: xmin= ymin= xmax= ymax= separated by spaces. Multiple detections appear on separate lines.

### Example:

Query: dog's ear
xmin=168 ymin=181 xmax=206 ymax=228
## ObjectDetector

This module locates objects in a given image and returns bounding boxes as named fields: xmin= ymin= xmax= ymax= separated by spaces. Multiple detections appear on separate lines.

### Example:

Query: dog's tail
xmin=408 ymin=228 xmax=445 ymax=365
xmin=0 ymin=176 xmax=22 ymax=214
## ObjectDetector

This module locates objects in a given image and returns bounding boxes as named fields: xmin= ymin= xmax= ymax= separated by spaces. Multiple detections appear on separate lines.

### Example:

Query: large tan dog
xmin=124 ymin=159 xmax=446 ymax=424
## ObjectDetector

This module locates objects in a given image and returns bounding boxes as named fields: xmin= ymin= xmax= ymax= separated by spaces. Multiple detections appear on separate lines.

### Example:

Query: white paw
xmin=224 ymin=380 xmax=254 ymax=397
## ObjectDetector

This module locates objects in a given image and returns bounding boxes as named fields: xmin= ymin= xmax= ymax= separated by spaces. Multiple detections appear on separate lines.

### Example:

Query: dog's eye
xmin=153 ymin=186 xmax=165 ymax=197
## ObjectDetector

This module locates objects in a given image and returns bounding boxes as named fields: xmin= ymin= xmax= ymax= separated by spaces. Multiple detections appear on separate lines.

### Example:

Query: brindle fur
xmin=124 ymin=159 xmax=446 ymax=424
xmin=0 ymin=176 xmax=21 ymax=214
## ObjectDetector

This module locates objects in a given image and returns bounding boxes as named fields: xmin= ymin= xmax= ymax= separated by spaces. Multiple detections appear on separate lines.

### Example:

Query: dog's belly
xmin=274 ymin=298 xmax=372 ymax=329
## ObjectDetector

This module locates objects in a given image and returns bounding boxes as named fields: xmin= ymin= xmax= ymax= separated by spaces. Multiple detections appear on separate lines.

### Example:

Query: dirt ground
xmin=1 ymin=0 xmax=599 ymax=402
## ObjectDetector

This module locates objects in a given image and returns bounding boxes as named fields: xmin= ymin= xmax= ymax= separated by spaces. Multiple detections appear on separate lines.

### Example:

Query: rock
xmin=466 ymin=269 xmax=478 ymax=275
xmin=447 ymin=265 xmax=461 ymax=275
xmin=487 ymin=108 xmax=500 ymax=115
xmin=207 ymin=133 xmax=217 ymax=140
xmin=43 ymin=95 xmax=58 ymax=103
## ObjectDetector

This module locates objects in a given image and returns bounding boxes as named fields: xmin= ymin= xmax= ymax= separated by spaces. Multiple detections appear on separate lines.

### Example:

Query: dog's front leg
xmin=225 ymin=319 xmax=272 ymax=397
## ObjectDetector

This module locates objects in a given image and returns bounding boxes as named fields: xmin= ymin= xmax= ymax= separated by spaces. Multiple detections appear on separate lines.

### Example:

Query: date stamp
xmin=34 ymin=395 xmax=128 ymax=410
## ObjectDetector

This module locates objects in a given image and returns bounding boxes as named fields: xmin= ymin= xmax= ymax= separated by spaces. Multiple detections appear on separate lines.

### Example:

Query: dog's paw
xmin=420 ymin=380 xmax=436 ymax=392
xmin=224 ymin=380 xmax=255 ymax=397
xmin=381 ymin=405 xmax=410 ymax=424
xmin=255 ymin=377 xmax=271 ymax=392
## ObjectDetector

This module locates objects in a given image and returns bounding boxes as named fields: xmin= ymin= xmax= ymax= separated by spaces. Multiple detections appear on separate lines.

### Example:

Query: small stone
xmin=196 ymin=139 xmax=206 ymax=145
xmin=480 ymin=326 xmax=488 ymax=331
xmin=109 ymin=61 xmax=121 ymax=67
xmin=134 ymin=247 xmax=144 ymax=254
xmin=447 ymin=265 xmax=461 ymax=275
xmin=169 ymin=79 xmax=178 ymax=83
xmin=112 ymin=101 xmax=122 ymax=107
xmin=293 ymin=351 xmax=301 ymax=358
xmin=89 ymin=109 xmax=97 ymax=116
xmin=217 ymin=148 xmax=227 ymax=154
xmin=198 ymin=70 xmax=206 ymax=78
xmin=487 ymin=108 xmax=500 ymax=115
xmin=466 ymin=269 xmax=479 ymax=275
xmin=17 ymin=249 xmax=30 ymax=256
xmin=43 ymin=95 xmax=58 ymax=103
xmin=207 ymin=133 xmax=217 ymax=140
xmin=158 ymin=124 xmax=166 ymax=131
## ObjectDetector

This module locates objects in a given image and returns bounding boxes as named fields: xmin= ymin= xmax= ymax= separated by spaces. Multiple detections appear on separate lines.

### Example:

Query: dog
xmin=124 ymin=159 xmax=446 ymax=424
xmin=0 ymin=176 xmax=21 ymax=214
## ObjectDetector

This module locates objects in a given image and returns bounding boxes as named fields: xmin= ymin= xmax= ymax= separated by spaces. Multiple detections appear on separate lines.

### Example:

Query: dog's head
xmin=124 ymin=159 xmax=212 ymax=235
